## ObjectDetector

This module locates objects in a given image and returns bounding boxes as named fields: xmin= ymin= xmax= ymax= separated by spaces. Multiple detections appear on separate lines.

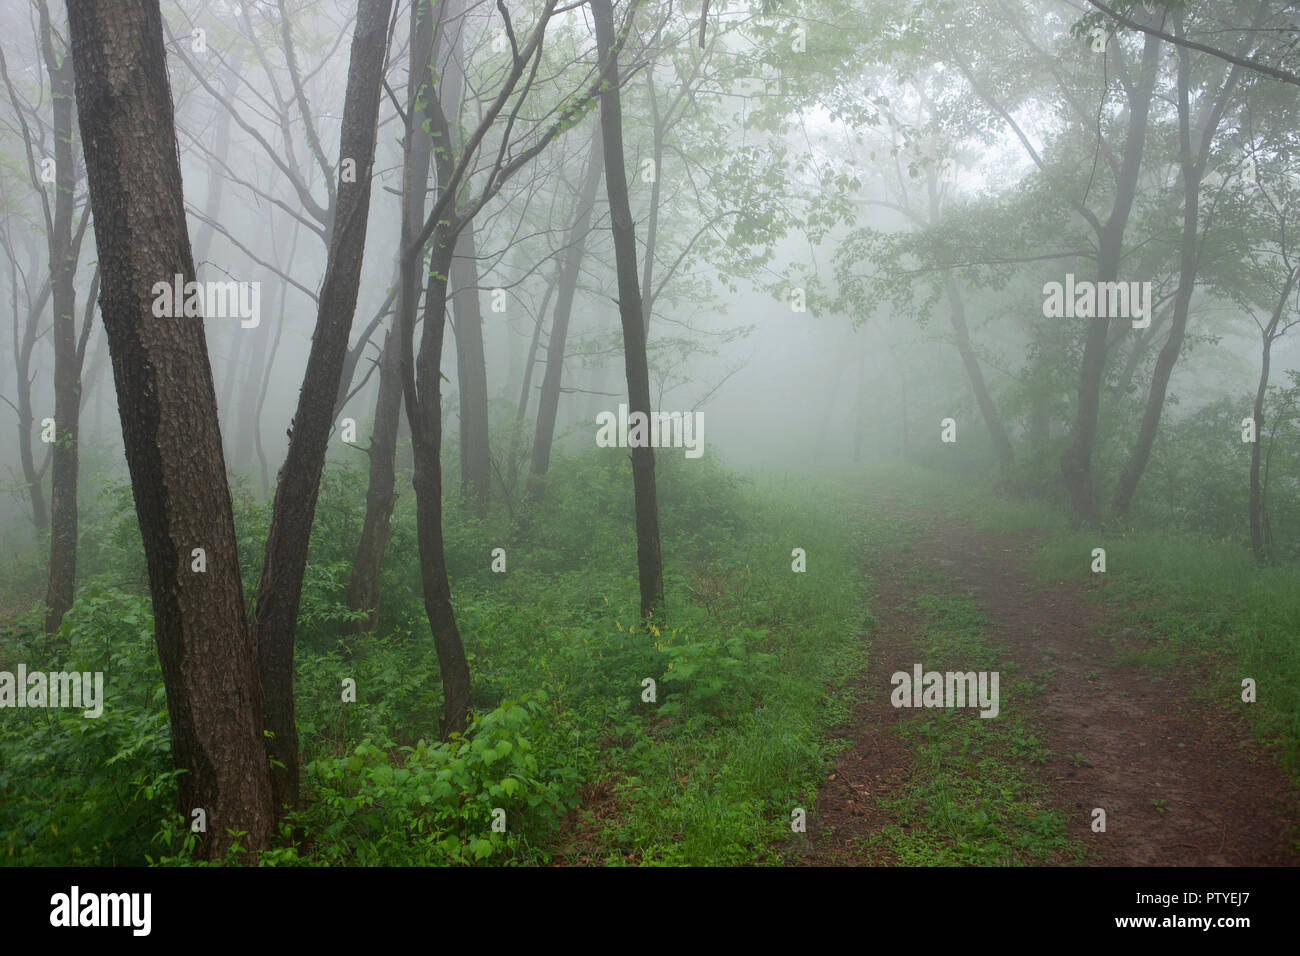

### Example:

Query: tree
xmin=66 ymin=0 xmax=273 ymax=859
xmin=251 ymin=0 xmax=394 ymax=814
xmin=592 ymin=0 xmax=663 ymax=618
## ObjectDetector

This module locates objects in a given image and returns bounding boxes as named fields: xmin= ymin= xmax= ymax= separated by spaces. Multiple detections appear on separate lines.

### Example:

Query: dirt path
xmin=801 ymin=518 xmax=1300 ymax=866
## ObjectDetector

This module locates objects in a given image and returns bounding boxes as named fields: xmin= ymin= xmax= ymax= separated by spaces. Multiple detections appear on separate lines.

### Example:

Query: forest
xmin=0 ymin=0 xmax=1298 ymax=878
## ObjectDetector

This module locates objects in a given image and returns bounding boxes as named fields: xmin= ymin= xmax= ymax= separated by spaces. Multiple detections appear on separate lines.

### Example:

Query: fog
xmin=3 ymin=0 xmax=1300 ymax=876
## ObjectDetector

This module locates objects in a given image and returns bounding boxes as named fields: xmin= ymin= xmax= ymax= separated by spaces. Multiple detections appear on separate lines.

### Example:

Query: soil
xmin=799 ymin=518 xmax=1300 ymax=866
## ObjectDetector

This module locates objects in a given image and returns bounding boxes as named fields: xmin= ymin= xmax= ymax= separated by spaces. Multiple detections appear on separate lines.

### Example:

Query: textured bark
xmin=67 ymin=0 xmax=273 ymax=859
xmin=1059 ymin=31 xmax=1161 ymax=527
xmin=593 ymin=0 xmax=663 ymax=618
xmin=252 ymin=0 xmax=393 ymax=814
xmin=529 ymin=125 xmax=604 ymax=500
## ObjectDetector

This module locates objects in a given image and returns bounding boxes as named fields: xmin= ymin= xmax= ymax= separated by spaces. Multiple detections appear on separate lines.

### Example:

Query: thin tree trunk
xmin=407 ymin=232 xmax=472 ymax=734
xmin=1060 ymin=31 xmax=1162 ymax=527
xmin=1250 ymin=266 xmax=1299 ymax=559
xmin=506 ymin=268 xmax=557 ymax=490
xmin=40 ymin=1 xmax=88 ymax=634
xmin=67 ymin=0 xmax=273 ymax=858
xmin=451 ymin=223 xmax=491 ymax=512
xmin=344 ymin=326 xmax=401 ymax=636
xmin=232 ymin=278 xmax=273 ymax=476
xmin=1111 ymin=22 xmax=1247 ymax=519
xmin=945 ymin=276 xmax=1013 ymax=478
xmin=592 ymin=0 xmax=663 ymax=618
xmin=529 ymin=124 xmax=604 ymax=500
xmin=395 ymin=0 xmax=471 ymax=737
xmin=252 ymin=0 xmax=393 ymax=814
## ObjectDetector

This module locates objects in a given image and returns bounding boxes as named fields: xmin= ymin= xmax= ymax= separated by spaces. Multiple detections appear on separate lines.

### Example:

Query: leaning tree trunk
xmin=592 ymin=0 xmax=663 ymax=618
xmin=252 ymin=0 xmax=393 ymax=814
xmin=67 ymin=0 xmax=273 ymax=859
xmin=945 ymin=275 xmax=1013 ymax=478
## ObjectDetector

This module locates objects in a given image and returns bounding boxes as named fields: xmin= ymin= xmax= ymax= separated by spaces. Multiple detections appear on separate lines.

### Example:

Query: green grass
xmin=857 ymin=573 xmax=1085 ymax=866
xmin=0 ymin=451 xmax=872 ymax=866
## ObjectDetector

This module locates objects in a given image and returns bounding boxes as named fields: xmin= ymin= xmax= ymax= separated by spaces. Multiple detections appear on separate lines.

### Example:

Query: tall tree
xmin=529 ymin=122 xmax=604 ymax=499
xmin=251 ymin=0 xmax=394 ymax=814
xmin=1110 ymin=8 xmax=1254 ymax=517
xmin=592 ymin=0 xmax=663 ymax=617
xmin=66 ymin=0 xmax=273 ymax=858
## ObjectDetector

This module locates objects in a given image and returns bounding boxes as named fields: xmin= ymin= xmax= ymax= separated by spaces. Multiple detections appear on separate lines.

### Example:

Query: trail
xmin=800 ymin=514 xmax=1300 ymax=866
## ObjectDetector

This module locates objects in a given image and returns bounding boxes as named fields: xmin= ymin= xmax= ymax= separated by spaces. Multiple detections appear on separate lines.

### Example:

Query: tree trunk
xmin=529 ymin=124 xmax=604 ymax=500
xmin=945 ymin=276 xmax=1013 ymax=478
xmin=1111 ymin=30 xmax=1246 ymax=520
xmin=404 ymin=230 xmax=473 ymax=736
xmin=451 ymin=223 xmax=491 ymax=512
xmin=1249 ymin=267 xmax=1299 ymax=559
xmin=507 ymin=268 xmax=556 ymax=490
xmin=344 ymin=327 xmax=402 ymax=637
xmin=232 ymin=279 xmax=273 ymax=476
xmin=251 ymin=0 xmax=393 ymax=814
xmin=1060 ymin=31 xmax=1162 ymax=527
xmin=395 ymin=0 xmax=471 ymax=737
xmin=12 ymin=288 xmax=50 ymax=532
xmin=40 ymin=2 xmax=87 ymax=634
xmin=67 ymin=0 xmax=273 ymax=859
xmin=592 ymin=0 xmax=663 ymax=618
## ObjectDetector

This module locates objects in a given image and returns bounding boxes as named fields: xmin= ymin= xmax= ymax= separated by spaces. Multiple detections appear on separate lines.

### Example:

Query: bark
xmin=1060 ymin=31 xmax=1162 ymax=527
xmin=67 ymin=0 xmax=273 ymax=858
xmin=592 ymin=0 xmax=663 ymax=618
xmin=252 ymin=0 xmax=393 ymax=813
xmin=529 ymin=124 xmax=604 ymax=500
